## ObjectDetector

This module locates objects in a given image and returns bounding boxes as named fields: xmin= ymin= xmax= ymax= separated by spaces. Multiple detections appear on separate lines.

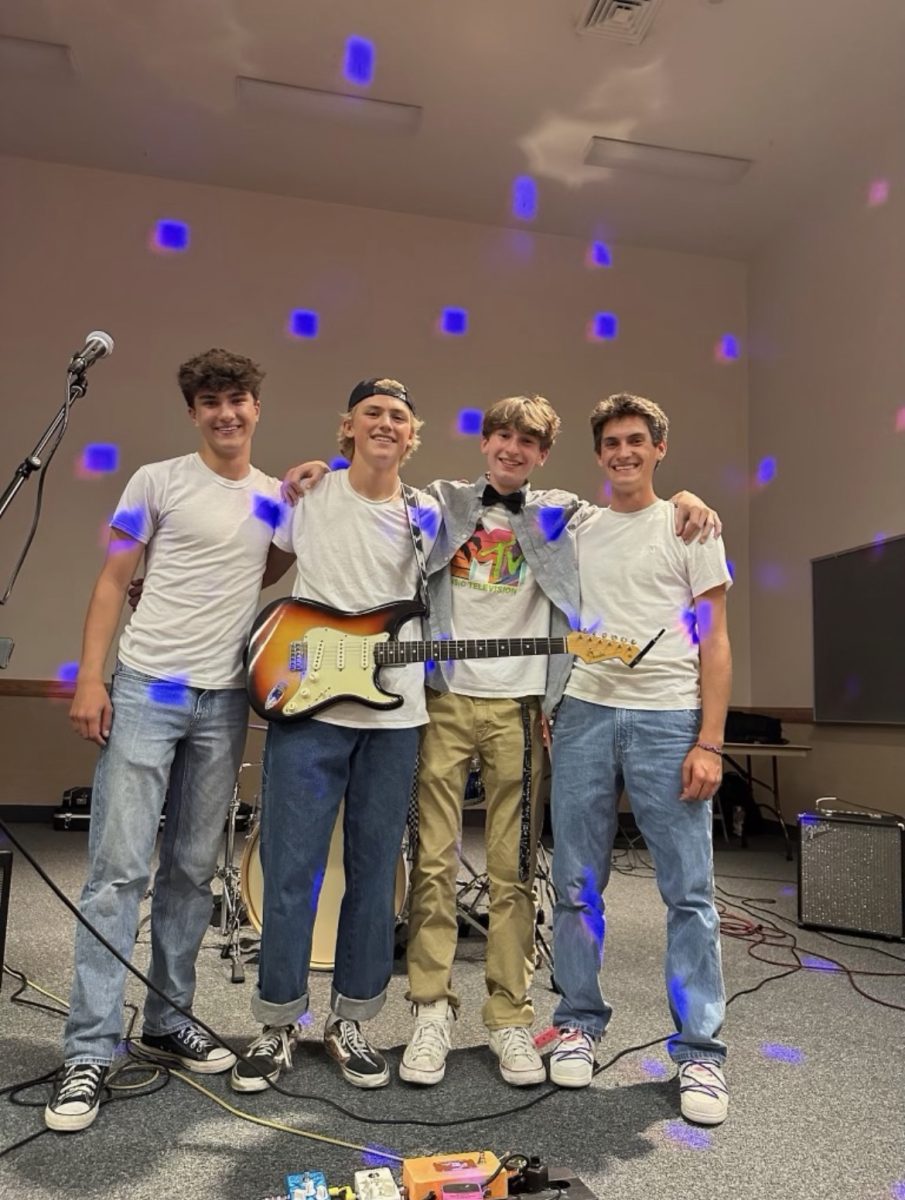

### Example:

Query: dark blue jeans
xmin=252 ymin=719 xmax=419 ymax=1025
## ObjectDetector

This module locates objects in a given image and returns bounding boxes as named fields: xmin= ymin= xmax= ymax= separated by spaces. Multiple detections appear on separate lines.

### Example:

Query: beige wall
xmin=0 ymin=154 xmax=750 ymax=807
xmin=748 ymin=126 xmax=905 ymax=818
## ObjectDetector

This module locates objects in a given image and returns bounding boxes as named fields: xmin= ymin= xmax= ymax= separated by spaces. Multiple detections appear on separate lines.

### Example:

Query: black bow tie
xmin=481 ymin=483 xmax=524 ymax=514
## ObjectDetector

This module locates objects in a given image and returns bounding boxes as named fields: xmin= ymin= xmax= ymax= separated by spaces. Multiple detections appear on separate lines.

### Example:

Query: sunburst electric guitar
xmin=245 ymin=597 xmax=663 ymax=723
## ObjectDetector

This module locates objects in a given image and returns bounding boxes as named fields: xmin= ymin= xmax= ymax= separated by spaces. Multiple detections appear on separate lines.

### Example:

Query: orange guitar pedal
xmin=402 ymin=1153 xmax=506 ymax=1200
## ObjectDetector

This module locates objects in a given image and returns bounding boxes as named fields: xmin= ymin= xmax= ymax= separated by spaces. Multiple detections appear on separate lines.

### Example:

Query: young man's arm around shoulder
xmin=70 ymin=529 xmax=145 ymax=746
xmin=680 ymin=584 xmax=732 ymax=802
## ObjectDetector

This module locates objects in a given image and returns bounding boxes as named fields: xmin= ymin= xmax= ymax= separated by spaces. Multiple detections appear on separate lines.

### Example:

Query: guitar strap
xmin=401 ymin=483 xmax=431 ymax=617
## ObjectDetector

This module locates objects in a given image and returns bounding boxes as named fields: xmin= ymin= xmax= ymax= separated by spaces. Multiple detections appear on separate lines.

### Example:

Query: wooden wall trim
xmin=0 ymin=679 xmax=76 ymax=699
xmin=0 ymin=684 xmax=816 ymax=723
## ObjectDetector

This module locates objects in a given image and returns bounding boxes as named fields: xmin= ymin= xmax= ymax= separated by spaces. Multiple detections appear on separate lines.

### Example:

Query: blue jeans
xmin=64 ymin=662 xmax=248 ymax=1065
xmin=252 ymin=720 xmax=419 ymax=1026
xmin=551 ymin=697 xmax=726 ymax=1064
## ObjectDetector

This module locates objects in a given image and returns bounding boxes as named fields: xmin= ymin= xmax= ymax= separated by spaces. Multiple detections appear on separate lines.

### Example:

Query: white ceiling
xmin=1 ymin=0 xmax=903 ymax=259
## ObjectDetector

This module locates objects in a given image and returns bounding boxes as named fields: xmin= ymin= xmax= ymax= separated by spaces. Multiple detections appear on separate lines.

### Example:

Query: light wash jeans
xmin=551 ymin=697 xmax=726 ymax=1064
xmin=63 ymin=662 xmax=248 ymax=1065
xmin=252 ymin=720 xmax=419 ymax=1027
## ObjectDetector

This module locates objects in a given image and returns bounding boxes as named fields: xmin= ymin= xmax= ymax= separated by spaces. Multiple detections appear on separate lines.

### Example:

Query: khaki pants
xmin=405 ymin=690 xmax=545 ymax=1028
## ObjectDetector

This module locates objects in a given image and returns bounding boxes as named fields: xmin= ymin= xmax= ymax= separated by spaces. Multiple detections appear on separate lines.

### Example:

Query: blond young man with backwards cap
xmin=230 ymin=379 xmax=443 ymax=1094
xmin=283 ymin=393 xmax=720 ymax=1088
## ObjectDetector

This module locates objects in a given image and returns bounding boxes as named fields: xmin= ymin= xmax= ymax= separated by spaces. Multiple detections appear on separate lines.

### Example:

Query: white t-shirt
xmin=566 ymin=498 xmax=732 ymax=711
xmin=114 ymin=453 xmax=282 ymax=689
xmin=446 ymin=505 xmax=549 ymax=698
xmin=274 ymin=470 xmax=441 ymax=728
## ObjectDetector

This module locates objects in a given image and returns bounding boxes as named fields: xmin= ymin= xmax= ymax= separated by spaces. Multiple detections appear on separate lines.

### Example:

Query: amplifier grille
xmin=799 ymin=816 xmax=904 ymax=939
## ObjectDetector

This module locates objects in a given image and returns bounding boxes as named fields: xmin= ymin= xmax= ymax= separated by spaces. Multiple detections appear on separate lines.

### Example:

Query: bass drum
xmin=240 ymin=800 xmax=409 ymax=972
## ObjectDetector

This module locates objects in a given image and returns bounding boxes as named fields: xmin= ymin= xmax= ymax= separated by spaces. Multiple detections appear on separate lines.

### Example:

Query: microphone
xmin=69 ymin=330 xmax=114 ymax=374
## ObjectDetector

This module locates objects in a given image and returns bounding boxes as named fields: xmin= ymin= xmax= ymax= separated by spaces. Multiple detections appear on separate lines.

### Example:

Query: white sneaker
xmin=399 ymin=1000 xmax=453 ymax=1086
xmin=549 ymin=1028 xmax=597 ymax=1088
xmin=678 ymin=1060 xmax=729 ymax=1125
xmin=488 ymin=1026 xmax=546 ymax=1087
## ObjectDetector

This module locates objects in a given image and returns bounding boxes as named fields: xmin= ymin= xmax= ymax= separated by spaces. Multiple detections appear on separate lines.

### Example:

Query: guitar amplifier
xmin=798 ymin=811 xmax=905 ymax=940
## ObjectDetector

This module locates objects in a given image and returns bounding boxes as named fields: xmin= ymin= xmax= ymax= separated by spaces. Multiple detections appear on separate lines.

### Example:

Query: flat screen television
xmin=812 ymin=533 xmax=905 ymax=725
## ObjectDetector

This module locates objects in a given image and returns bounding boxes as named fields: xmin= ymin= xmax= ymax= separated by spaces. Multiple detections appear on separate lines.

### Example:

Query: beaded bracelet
xmin=697 ymin=741 xmax=723 ymax=757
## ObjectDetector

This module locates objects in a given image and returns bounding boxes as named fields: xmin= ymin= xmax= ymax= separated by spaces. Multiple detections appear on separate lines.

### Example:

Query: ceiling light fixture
xmin=585 ymin=135 xmax=752 ymax=183
xmin=236 ymin=75 xmax=421 ymax=133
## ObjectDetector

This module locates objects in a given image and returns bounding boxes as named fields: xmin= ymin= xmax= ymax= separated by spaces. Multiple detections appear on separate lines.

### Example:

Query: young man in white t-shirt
xmin=46 ymin=349 xmax=290 ymax=1133
xmin=548 ymin=392 xmax=733 ymax=1126
xmin=229 ymin=379 xmax=442 ymax=1094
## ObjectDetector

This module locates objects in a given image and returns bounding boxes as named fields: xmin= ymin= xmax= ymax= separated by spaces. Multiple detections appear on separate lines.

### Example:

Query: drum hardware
xmin=215 ymin=758 xmax=261 ymax=984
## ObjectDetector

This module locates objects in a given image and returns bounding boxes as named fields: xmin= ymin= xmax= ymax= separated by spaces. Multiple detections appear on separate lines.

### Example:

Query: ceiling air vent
xmin=577 ymin=0 xmax=664 ymax=44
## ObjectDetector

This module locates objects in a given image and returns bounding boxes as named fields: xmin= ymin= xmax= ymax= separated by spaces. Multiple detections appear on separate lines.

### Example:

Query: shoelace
xmin=556 ymin=1030 xmax=594 ymax=1063
xmin=335 ymin=1020 xmax=379 ymax=1065
xmin=56 ymin=1063 xmax=104 ymax=1103
xmin=248 ymin=1026 xmax=293 ymax=1063
xmin=407 ymin=1019 xmax=450 ymax=1062
xmin=496 ymin=1027 xmax=539 ymax=1065
xmin=174 ymin=1024 xmax=212 ymax=1055
xmin=679 ymin=1062 xmax=727 ymax=1098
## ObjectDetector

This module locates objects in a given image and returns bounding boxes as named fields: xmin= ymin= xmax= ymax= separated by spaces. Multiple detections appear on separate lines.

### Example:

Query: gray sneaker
xmin=400 ymin=1000 xmax=453 ymax=1086
xmin=488 ymin=1026 xmax=546 ymax=1087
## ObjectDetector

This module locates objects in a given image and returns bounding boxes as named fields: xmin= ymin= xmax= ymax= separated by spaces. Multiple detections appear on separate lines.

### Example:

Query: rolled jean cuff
xmin=330 ymin=984 xmax=386 ymax=1022
xmin=554 ymin=1021 xmax=604 ymax=1041
xmin=251 ymin=987 xmax=308 ymax=1027
xmin=66 ymin=1055 xmax=114 ymax=1068
xmin=670 ymin=1049 xmax=727 ymax=1066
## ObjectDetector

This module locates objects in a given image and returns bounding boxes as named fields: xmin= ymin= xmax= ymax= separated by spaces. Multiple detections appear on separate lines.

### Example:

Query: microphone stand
xmin=0 ymin=370 xmax=88 ymax=524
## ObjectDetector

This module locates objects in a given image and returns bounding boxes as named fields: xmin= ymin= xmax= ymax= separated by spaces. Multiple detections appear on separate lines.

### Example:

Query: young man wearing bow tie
xmin=284 ymin=393 xmax=719 ymax=1088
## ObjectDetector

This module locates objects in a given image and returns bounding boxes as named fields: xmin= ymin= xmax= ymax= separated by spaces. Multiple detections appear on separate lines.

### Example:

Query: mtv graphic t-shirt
xmin=445 ymin=505 xmax=549 ymax=697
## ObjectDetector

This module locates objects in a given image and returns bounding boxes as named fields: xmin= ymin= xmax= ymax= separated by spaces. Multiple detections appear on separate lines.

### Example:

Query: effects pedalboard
xmin=262 ymin=1156 xmax=599 ymax=1200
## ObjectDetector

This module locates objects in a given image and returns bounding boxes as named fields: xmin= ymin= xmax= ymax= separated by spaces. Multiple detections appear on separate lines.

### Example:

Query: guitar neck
xmin=375 ymin=638 xmax=569 ymax=665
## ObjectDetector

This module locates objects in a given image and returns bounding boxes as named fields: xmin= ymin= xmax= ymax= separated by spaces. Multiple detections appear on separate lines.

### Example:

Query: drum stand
xmin=215 ymin=766 xmax=259 ymax=984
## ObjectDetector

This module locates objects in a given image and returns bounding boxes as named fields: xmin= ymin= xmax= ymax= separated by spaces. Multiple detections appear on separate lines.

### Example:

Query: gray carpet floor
xmin=1 ymin=821 xmax=903 ymax=1200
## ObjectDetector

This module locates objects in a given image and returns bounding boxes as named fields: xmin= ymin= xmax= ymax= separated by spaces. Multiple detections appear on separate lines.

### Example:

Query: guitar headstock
xmin=566 ymin=630 xmax=641 ymax=666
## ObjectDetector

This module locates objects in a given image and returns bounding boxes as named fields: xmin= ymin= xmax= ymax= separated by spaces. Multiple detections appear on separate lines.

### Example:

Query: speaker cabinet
xmin=798 ymin=812 xmax=905 ymax=941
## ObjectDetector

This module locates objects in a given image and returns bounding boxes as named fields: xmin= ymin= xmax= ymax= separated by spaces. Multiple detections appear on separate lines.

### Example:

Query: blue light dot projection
xmin=695 ymin=598 xmax=713 ymax=639
xmin=589 ymin=241 xmax=612 ymax=267
xmin=289 ymin=310 xmax=319 ymax=339
xmin=800 ymin=954 xmax=839 ymax=972
xmin=726 ymin=558 xmax=736 ymax=580
xmin=411 ymin=504 xmax=440 ymax=541
xmin=755 ymin=455 xmax=777 ymax=486
xmin=440 ymin=307 xmax=469 ymax=336
xmin=310 ymin=867 xmax=325 ymax=914
xmin=148 ymin=678 xmax=190 ymax=707
xmin=252 ymin=493 xmax=286 ymax=531
xmin=329 ymin=456 xmax=351 ymax=470
xmin=57 ymin=661 xmax=79 ymax=683
xmin=891 ymin=1181 xmax=905 ymax=1200
xmin=779 ymin=884 xmax=796 ymax=896
xmin=681 ymin=608 xmax=699 ymax=646
xmin=110 ymin=505 xmax=147 ymax=542
xmin=344 ymin=36 xmax=375 ymax=86
xmin=664 ymin=1121 xmax=712 ymax=1150
xmin=154 ymin=220 xmax=190 ymax=252
xmin=511 ymin=176 xmax=538 ymax=221
xmin=362 ymin=1146 xmax=398 ymax=1169
xmin=298 ymin=1011 xmax=314 ymax=1027
xmin=761 ymin=1043 xmax=805 ymax=1064
xmin=640 ymin=1057 xmax=668 ymax=1079
xmin=536 ymin=505 xmax=567 ymax=543
xmin=457 ymin=408 xmax=483 ymax=436
xmin=717 ymin=333 xmax=740 ymax=361
xmin=577 ymin=866 xmax=605 ymax=948
xmin=592 ymin=312 xmax=619 ymax=340
xmin=81 ymin=443 xmax=120 ymax=474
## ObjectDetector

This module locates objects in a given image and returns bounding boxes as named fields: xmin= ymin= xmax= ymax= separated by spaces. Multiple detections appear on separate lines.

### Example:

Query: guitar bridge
xmin=289 ymin=639 xmax=307 ymax=674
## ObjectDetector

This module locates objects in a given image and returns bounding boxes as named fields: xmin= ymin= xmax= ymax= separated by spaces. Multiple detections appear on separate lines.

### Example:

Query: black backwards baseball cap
xmin=347 ymin=378 xmax=415 ymax=414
